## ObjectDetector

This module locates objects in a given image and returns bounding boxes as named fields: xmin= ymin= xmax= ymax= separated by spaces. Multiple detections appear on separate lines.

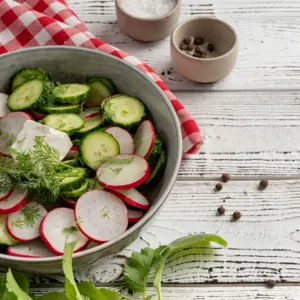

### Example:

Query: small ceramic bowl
xmin=171 ymin=17 xmax=238 ymax=83
xmin=115 ymin=0 xmax=181 ymax=42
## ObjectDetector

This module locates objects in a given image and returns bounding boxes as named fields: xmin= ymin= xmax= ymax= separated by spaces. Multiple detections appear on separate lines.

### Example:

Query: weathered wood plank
xmin=67 ymin=1 xmax=300 ymax=91
xmin=30 ymin=285 xmax=300 ymax=299
xmin=65 ymin=180 xmax=300 ymax=284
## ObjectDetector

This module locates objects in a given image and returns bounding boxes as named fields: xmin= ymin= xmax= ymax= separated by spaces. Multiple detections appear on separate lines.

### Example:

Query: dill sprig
xmin=34 ymin=80 xmax=57 ymax=108
xmin=0 ymin=136 xmax=72 ymax=204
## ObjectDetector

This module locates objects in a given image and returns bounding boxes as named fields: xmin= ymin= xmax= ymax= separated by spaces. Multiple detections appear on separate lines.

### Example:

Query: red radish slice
xmin=0 ymin=112 xmax=32 ymax=155
xmin=6 ymin=202 xmax=47 ymax=242
xmin=0 ymin=93 xmax=10 ymax=117
xmin=7 ymin=239 xmax=54 ymax=258
xmin=65 ymin=145 xmax=79 ymax=160
xmin=40 ymin=207 xmax=88 ymax=255
xmin=80 ymin=107 xmax=101 ymax=119
xmin=75 ymin=190 xmax=128 ymax=243
xmin=134 ymin=120 xmax=155 ymax=158
xmin=96 ymin=154 xmax=150 ymax=189
xmin=0 ymin=174 xmax=13 ymax=201
xmin=105 ymin=127 xmax=134 ymax=154
xmin=111 ymin=188 xmax=150 ymax=210
xmin=0 ymin=188 xmax=28 ymax=214
xmin=30 ymin=110 xmax=46 ymax=120
xmin=128 ymin=209 xmax=144 ymax=224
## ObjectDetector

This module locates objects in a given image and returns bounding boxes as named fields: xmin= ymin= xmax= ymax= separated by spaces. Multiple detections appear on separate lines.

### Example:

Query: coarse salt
xmin=119 ymin=0 xmax=177 ymax=18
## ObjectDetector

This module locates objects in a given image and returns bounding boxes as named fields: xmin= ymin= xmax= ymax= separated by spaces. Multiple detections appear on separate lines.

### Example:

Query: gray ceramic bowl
xmin=0 ymin=46 xmax=182 ymax=273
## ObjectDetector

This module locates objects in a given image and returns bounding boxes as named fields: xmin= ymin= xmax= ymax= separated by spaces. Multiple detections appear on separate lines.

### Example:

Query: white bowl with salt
xmin=115 ymin=0 xmax=181 ymax=42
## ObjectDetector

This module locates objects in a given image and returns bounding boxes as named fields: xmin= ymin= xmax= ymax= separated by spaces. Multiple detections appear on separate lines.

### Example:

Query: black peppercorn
xmin=161 ymin=71 xmax=165 ymax=76
xmin=232 ymin=211 xmax=241 ymax=221
xmin=221 ymin=173 xmax=230 ymax=183
xmin=195 ymin=46 xmax=203 ymax=54
xmin=215 ymin=183 xmax=223 ymax=191
xmin=194 ymin=37 xmax=204 ymax=45
xmin=183 ymin=37 xmax=192 ymax=45
xmin=187 ymin=44 xmax=194 ymax=51
xmin=217 ymin=206 xmax=225 ymax=215
xmin=259 ymin=180 xmax=269 ymax=190
xmin=266 ymin=280 xmax=276 ymax=288
xmin=207 ymin=43 xmax=215 ymax=52
xmin=193 ymin=53 xmax=202 ymax=58
xmin=179 ymin=43 xmax=188 ymax=51
xmin=167 ymin=70 xmax=172 ymax=75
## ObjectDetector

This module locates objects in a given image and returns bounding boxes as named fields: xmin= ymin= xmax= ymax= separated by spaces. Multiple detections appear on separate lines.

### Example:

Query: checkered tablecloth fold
xmin=0 ymin=0 xmax=202 ymax=155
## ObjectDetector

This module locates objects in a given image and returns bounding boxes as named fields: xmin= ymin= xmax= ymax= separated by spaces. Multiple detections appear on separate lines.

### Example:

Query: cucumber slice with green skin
xmin=7 ymin=79 xmax=44 ymax=111
xmin=41 ymin=104 xmax=82 ymax=114
xmin=73 ymin=115 xmax=105 ymax=138
xmin=80 ymin=130 xmax=120 ymax=170
xmin=57 ymin=168 xmax=86 ymax=191
xmin=0 ymin=215 xmax=18 ymax=246
xmin=103 ymin=95 xmax=145 ymax=127
xmin=11 ymin=68 xmax=48 ymax=91
xmin=43 ymin=113 xmax=84 ymax=135
xmin=85 ymin=79 xmax=111 ymax=108
xmin=53 ymin=84 xmax=90 ymax=104
xmin=61 ymin=180 xmax=89 ymax=198
xmin=88 ymin=77 xmax=115 ymax=95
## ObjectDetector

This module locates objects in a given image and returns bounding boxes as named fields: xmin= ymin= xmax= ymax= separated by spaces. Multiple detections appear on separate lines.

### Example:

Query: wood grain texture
xmin=29 ymin=285 xmax=300 ymax=299
xmin=174 ymin=91 xmax=300 ymax=178
xmin=67 ymin=0 xmax=300 ymax=91
xmin=65 ymin=180 xmax=300 ymax=284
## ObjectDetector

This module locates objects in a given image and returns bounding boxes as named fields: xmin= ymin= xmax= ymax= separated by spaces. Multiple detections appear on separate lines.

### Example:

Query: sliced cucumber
xmin=61 ymin=179 xmax=89 ymax=198
xmin=7 ymin=79 xmax=44 ymax=111
xmin=41 ymin=103 xmax=82 ymax=114
xmin=87 ymin=178 xmax=105 ymax=191
xmin=57 ymin=168 xmax=86 ymax=191
xmin=80 ymin=130 xmax=120 ymax=170
xmin=85 ymin=79 xmax=111 ymax=108
xmin=63 ymin=158 xmax=83 ymax=167
xmin=88 ymin=77 xmax=115 ymax=94
xmin=43 ymin=113 xmax=84 ymax=135
xmin=73 ymin=115 xmax=105 ymax=138
xmin=11 ymin=68 xmax=48 ymax=91
xmin=103 ymin=95 xmax=145 ymax=127
xmin=53 ymin=84 xmax=90 ymax=104
xmin=0 ymin=215 xmax=18 ymax=246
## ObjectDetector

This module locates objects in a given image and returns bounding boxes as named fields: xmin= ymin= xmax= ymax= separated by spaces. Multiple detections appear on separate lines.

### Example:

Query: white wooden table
xmin=37 ymin=0 xmax=300 ymax=298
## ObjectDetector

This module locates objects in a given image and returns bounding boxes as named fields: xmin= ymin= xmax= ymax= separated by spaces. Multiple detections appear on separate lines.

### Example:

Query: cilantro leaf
xmin=62 ymin=241 xmax=84 ymax=300
xmin=5 ymin=269 xmax=33 ymax=300
xmin=77 ymin=282 xmax=122 ymax=300
xmin=36 ymin=292 xmax=66 ymax=300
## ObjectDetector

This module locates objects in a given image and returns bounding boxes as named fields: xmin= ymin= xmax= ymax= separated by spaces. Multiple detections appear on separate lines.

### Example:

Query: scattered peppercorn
xmin=259 ymin=179 xmax=269 ymax=190
xmin=179 ymin=43 xmax=188 ymax=51
xmin=217 ymin=206 xmax=225 ymax=215
xmin=232 ymin=211 xmax=241 ymax=221
xmin=215 ymin=183 xmax=223 ymax=191
xmin=266 ymin=280 xmax=276 ymax=288
xmin=167 ymin=70 xmax=172 ymax=75
xmin=183 ymin=37 xmax=192 ymax=45
xmin=161 ymin=71 xmax=165 ymax=76
xmin=187 ymin=44 xmax=194 ymax=51
xmin=221 ymin=173 xmax=230 ymax=183
xmin=194 ymin=37 xmax=204 ymax=45
xmin=207 ymin=43 xmax=215 ymax=52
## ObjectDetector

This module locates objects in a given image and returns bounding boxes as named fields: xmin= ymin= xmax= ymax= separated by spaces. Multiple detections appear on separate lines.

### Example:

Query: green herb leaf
xmin=5 ymin=269 xmax=33 ymax=300
xmin=62 ymin=241 xmax=84 ymax=300
xmin=36 ymin=292 xmax=67 ymax=300
xmin=77 ymin=282 xmax=122 ymax=300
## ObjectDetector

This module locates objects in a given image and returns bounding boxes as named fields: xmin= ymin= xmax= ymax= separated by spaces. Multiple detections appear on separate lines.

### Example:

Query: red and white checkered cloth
xmin=0 ymin=0 xmax=202 ymax=155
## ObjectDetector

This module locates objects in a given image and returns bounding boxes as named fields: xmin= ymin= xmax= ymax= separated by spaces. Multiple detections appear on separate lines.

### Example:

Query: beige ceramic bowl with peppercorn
xmin=171 ymin=17 xmax=238 ymax=83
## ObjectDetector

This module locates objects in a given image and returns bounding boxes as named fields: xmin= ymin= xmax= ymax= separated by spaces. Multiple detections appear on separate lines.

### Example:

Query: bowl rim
xmin=0 ymin=45 xmax=182 ymax=263
xmin=171 ymin=16 xmax=238 ymax=61
xmin=115 ymin=0 xmax=181 ymax=22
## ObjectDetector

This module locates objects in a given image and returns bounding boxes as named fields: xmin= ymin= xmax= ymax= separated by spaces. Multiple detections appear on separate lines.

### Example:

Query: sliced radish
xmin=40 ymin=207 xmax=89 ymax=255
xmin=75 ymin=190 xmax=128 ymax=243
xmin=0 ymin=93 xmax=11 ymax=117
xmin=110 ymin=188 xmax=150 ymax=210
xmin=105 ymin=127 xmax=134 ymax=154
xmin=134 ymin=120 xmax=155 ymax=158
xmin=80 ymin=107 xmax=101 ymax=119
xmin=30 ymin=110 xmax=46 ymax=120
xmin=128 ymin=209 xmax=144 ymax=224
xmin=96 ymin=154 xmax=150 ymax=189
xmin=0 ymin=112 xmax=32 ymax=155
xmin=6 ymin=202 xmax=47 ymax=242
xmin=0 ymin=188 xmax=28 ymax=214
xmin=65 ymin=145 xmax=79 ymax=160
xmin=0 ymin=173 xmax=13 ymax=201
xmin=7 ymin=239 xmax=54 ymax=258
